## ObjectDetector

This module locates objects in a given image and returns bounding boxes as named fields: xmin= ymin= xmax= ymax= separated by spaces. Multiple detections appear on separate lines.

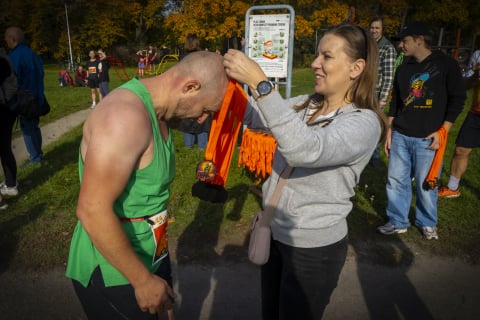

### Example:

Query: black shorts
xmin=88 ymin=78 xmax=99 ymax=88
xmin=73 ymin=255 xmax=173 ymax=319
xmin=455 ymin=112 xmax=480 ymax=148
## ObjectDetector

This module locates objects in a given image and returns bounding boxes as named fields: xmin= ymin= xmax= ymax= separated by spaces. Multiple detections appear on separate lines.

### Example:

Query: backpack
xmin=0 ymin=48 xmax=18 ymax=108
xmin=0 ymin=48 xmax=50 ymax=118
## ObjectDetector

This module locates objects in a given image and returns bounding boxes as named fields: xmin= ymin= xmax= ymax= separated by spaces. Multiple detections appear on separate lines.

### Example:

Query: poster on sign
xmin=248 ymin=14 xmax=290 ymax=78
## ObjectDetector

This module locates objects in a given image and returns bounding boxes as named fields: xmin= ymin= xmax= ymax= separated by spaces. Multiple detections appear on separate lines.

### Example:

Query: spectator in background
xmin=59 ymin=69 xmax=67 ymax=86
xmin=147 ymin=45 xmax=157 ymax=74
xmin=158 ymin=45 xmax=170 ymax=63
xmin=59 ymin=69 xmax=73 ymax=87
xmin=462 ymin=47 xmax=480 ymax=78
xmin=137 ymin=50 xmax=146 ymax=78
xmin=75 ymin=65 xmax=87 ymax=87
xmin=369 ymin=16 xmax=397 ymax=167
xmin=378 ymin=21 xmax=466 ymax=240
xmin=87 ymin=50 xmax=101 ymax=108
xmin=97 ymin=49 xmax=110 ymax=97
xmin=0 ymin=46 xmax=18 ymax=198
xmin=439 ymin=53 xmax=480 ymax=198
xmin=178 ymin=33 xmax=212 ymax=149
xmin=4 ymin=26 xmax=45 ymax=168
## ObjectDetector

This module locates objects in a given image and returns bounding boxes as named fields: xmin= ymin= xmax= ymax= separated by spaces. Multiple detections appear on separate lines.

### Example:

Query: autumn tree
xmin=0 ymin=0 xmax=478 ymax=66
xmin=164 ymin=0 xmax=250 ymax=52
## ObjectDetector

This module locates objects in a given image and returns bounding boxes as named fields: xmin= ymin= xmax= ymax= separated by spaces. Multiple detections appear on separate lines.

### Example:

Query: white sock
xmin=447 ymin=176 xmax=460 ymax=191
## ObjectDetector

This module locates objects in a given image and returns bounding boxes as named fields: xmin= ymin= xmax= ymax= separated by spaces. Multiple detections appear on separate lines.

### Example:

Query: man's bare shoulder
xmin=90 ymin=89 xmax=150 ymax=127
xmin=83 ymin=88 xmax=152 ymax=147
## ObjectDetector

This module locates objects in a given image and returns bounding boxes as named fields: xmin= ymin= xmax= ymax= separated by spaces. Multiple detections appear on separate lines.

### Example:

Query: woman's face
xmin=311 ymin=34 xmax=355 ymax=99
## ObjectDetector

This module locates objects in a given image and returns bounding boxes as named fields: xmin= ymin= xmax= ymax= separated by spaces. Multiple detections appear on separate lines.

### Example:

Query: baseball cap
xmin=392 ymin=21 xmax=430 ymax=40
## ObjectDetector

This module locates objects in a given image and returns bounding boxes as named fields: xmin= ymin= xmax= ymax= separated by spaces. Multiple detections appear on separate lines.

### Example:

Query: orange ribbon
xmin=423 ymin=124 xmax=448 ymax=190
xmin=196 ymin=80 xmax=247 ymax=187
xmin=238 ymin=128 xmax=277 ymax=178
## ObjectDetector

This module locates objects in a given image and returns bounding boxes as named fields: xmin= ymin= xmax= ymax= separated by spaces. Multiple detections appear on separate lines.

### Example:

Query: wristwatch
xmin=251 ymin=80 xmax=274 ymax=101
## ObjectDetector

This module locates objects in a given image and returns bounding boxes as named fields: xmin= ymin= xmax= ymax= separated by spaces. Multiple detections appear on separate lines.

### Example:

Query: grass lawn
xmin=1 ymin=64 xmax=479 ymax=273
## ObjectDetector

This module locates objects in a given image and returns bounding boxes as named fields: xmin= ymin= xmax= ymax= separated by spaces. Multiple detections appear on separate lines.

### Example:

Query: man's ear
xmin=350 ymin=59 xmax=366 ymax=80
xmin=183 ymin=79 xmax=201 ymax=93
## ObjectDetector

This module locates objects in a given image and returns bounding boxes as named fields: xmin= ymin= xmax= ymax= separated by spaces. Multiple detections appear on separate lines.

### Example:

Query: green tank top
xmin=66 ymin=78 xmax=175 ymax=287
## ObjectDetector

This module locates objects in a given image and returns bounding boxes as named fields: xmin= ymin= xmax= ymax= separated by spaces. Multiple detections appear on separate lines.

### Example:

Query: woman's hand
xmin=223 ymin=49 xmax=268 ymax=91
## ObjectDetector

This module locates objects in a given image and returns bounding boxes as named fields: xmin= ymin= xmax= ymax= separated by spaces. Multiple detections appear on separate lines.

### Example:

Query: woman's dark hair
xmin=369 ymin=16 xmax=385 ymax=30
xmin=184 ymin=33 xmax=201 ymax=52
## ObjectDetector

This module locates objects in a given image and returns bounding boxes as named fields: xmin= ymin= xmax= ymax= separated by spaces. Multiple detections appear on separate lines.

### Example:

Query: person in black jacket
xmin=0 ymin=46 xmax=18 ymax=198
xmin=97 ymin=49 xmax=110 ymax=98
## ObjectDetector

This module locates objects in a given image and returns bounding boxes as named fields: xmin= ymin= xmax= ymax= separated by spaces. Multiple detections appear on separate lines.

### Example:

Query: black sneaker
xmin=0 ymin=199 xmax=8 ymax=210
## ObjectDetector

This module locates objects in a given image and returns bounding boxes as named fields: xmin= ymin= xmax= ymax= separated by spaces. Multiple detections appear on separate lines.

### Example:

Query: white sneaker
xmin=422 ymin=226 xmax=439 ymax=240
xmin=0 ymin=184 xmax=18 ymax=196
xmin=90 ymin=102 xmax=96 ymax=109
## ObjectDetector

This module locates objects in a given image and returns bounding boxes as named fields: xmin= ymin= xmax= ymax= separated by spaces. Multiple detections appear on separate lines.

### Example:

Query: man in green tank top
xmin=66 ymin=51 xmax=229 ymax=319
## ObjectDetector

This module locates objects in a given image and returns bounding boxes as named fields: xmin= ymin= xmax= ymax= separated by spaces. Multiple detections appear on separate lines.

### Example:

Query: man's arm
xmin=77 ymin=95 xmax=174 ymax=313
xmin=444 ymin=58 xmax=467 ymax=123
xmin=379 ymin=45 xmax=397 ymax=108
xmin=384 ymin=116 xmax=394 ymax=157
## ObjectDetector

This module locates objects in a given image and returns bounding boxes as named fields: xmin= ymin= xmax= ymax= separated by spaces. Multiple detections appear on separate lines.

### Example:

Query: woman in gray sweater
xmin=224 ymin=24 xmax=386 ymax=319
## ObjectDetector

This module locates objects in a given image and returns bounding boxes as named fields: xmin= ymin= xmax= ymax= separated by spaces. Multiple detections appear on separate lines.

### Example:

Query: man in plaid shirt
xmin=369 ymin=16 xmax=397 ymax=166
xmin=370 ymin=16 xmax=397 ymax=109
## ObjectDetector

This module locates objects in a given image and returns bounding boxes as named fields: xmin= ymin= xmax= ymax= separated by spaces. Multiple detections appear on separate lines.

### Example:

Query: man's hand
xmin=134 ymin=273 xmax=176 ymax=315
xmin=378 ymin=100 xmax=387 ymax=110
xmin=425 ymin=131 xmax=440 ymax=150
xmin=384 ymin=127 xmax=392 ymax=157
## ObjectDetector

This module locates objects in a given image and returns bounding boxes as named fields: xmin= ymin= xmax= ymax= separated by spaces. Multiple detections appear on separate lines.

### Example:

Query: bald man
xmin=66 ymin=51 xmax=229 ymax=319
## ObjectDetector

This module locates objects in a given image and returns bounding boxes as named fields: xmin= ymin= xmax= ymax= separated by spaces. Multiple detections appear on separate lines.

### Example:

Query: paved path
xmin=1 ymin=111 xmax=479 ymax=319
xmin=0 ymin=246 xmax=479 ymax=320
xmin=4 ymin=109 xmax=91 ymax=168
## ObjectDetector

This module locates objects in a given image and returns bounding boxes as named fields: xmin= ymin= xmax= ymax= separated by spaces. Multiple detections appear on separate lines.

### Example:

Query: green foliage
xmin=1 ymin=0 xmax=477 ymax=64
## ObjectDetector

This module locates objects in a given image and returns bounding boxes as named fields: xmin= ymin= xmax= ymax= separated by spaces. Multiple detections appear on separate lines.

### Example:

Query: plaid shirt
xmin=376 ymin=36 xmax=397 ymax=103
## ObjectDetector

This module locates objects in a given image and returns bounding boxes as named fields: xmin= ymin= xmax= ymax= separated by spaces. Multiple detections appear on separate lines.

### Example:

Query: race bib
xmin=146 ymin=210 xmax=169 ymax=265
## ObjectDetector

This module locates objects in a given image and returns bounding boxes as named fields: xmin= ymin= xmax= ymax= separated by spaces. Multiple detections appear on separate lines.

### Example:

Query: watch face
xmin=258 ymin=81 xmax=272 ymax=95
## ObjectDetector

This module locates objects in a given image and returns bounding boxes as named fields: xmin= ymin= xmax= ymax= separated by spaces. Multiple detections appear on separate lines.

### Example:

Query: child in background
xmin=136 ymin=50 xmax=145 ymax=78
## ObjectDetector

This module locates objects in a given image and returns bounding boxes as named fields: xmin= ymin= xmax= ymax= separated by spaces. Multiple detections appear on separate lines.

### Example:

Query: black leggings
xmin=0 ymin=109 xmax=17 ymax=187
xmin=261 ymin=236 xmax=348 ymax=320
xmin=73 ymin=255 xmax=173 ymax=320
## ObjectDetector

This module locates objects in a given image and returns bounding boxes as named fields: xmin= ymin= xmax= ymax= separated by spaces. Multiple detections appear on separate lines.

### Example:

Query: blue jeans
xmin=99 ymin=81 xmax=109 ymax=97
xmin=386 ymin=131 xmax=438 ymax=228
xmin=183 ymin=132 xmax=208 ymax=149
xmin=19 ymin=116 xmax=43 ymax=163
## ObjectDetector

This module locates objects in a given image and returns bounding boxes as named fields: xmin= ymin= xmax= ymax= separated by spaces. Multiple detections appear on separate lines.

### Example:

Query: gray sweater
xmin=245 ymin=92 xmax=381 ymax=248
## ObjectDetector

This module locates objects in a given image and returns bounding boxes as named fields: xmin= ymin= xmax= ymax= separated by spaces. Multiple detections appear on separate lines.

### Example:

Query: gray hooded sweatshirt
xmin=244 ymin=91 xmax=381 ymax=248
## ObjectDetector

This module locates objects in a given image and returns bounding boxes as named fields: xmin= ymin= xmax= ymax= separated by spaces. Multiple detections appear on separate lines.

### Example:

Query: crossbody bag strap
xmin=259 ymin=165 xmax=293 ymax=227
